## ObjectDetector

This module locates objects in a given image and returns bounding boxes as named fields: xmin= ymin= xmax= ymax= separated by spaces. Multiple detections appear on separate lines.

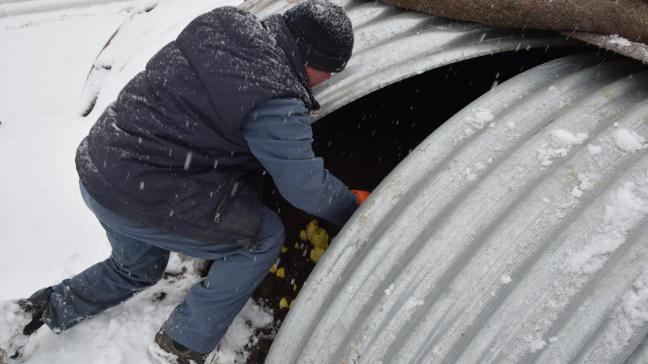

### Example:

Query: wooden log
xmin=381 ymin=0 xmax=648 ymax=43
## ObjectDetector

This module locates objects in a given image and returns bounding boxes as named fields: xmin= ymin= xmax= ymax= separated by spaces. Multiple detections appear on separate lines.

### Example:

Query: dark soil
xmin=246 ymin=207 xmax=339 ymax=364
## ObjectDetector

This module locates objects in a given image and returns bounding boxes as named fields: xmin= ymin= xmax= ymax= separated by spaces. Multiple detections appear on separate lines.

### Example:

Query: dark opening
xmin=312 ymin=47 xmax=593 ymax=190
xmin=250 ymin=47 xmax=591 ymax=362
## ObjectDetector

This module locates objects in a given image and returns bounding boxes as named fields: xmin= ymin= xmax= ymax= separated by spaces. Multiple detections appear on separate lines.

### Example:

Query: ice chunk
xmin=527 ymin=335 xmax=547 ymax=353
xmin=537 ymin=129 xmax=588 ymax=167
xmin=566 ymin=182 xmax=648 ymax=275
xmin=587 ymin=144 xmax=602 ymax=155
xmin=571 ymin=173 xmax=594 ymax=198
xmin=614 ymin=128 xmax=647 ymax=153
xmin=469 ymin=108 xmax=494 ymax=129
xmin=384 ymin=284 xmax=395 ymax=296
xmin=403 ymin=297 xmax=425 ymax=311
xmin=550 ymin=129 xmax=588 ymax=146
xmin=607 ymin=34 xmax=632 ymax=47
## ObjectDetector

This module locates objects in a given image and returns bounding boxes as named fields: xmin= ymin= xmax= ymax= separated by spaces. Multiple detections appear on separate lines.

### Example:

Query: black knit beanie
xmin=283 ymin=0 xmax=354 ymax=73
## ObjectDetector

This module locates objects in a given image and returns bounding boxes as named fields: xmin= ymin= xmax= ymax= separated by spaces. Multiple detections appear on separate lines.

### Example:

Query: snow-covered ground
xmin=0 ymin=0 xmax=138 ymax=305
xmin=0 ymin=1 xmax=273 ymax=362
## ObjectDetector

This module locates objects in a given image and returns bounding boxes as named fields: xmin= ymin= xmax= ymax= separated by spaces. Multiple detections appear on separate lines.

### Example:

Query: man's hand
xmin=351 ymin=190 xmax=370 ymax=205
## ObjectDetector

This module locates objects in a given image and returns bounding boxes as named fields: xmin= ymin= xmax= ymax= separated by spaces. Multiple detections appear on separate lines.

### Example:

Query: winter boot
xmin=149 ymin=329 xmax=208 ymax=364
xmin=0 ymin=287 xmax=51 ymax=363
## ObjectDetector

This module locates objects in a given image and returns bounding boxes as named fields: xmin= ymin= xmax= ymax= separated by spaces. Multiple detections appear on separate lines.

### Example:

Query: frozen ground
xmin=0 ymin=1 xmax=272 ymax=362
xmin=0 ymin=0 xmax=137 ymax=305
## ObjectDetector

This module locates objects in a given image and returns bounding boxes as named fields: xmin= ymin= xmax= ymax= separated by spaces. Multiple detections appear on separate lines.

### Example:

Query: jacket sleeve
xmin=241 ymin=98 xmax=358 ymax=226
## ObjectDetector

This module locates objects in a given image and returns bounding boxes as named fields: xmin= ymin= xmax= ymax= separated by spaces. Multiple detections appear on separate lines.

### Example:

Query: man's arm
xmin=242 ymin=98 xmax=358 ymax=226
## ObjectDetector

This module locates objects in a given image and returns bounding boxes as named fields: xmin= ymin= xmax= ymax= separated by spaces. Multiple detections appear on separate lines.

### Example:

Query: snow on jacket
xmin=75 ymin=7 xmax=354 ymax=249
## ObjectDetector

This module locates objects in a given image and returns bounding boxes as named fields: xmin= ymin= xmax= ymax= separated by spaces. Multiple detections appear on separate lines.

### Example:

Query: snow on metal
xmin=266 ymin=53 xmax=648 ymax=363
xmin=566 ymin=32 xmax=648 ymax=65
xmin=241 ymin=0 xmax=574 ymax=119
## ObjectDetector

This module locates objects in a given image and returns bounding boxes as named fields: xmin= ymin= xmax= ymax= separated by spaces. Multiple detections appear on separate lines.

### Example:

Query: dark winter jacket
xmin=76 ymin=8 xmax=322 ymax=249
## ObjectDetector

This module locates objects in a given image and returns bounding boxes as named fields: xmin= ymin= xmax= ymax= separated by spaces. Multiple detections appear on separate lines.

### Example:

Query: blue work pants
xmin=43 ymin=183 xmax=284 ymax=353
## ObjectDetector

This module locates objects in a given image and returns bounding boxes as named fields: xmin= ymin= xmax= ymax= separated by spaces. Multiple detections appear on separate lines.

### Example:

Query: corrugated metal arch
xmin=242 ymin=0 xmax=576 ymax=119
xmin=266 ymin=53 xmax=648 ymax=363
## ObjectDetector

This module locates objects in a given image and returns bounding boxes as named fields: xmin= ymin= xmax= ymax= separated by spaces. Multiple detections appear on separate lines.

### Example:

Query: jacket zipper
xmin=214 ymin=171 xmax=239 ymax=223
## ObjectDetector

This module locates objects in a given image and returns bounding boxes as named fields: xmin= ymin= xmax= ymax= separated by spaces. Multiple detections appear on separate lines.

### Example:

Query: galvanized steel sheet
xmin=242 ymin=0 xmax=574 ymax=119
xmin=266 ymin=53 xmax=648 ymax=363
